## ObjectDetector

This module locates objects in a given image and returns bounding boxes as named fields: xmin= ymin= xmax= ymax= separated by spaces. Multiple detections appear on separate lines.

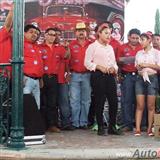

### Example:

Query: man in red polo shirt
xmin=40 ymin=27 xmax=67 ymax=132
xmin=53 ymin=28 xmax=74 ymax=130
xmin=0 ymin=7 xmax=13 ymax=75
xmin=69 ymin=22 xmax=92 ymax=129
xmin=117 ymin=28 xmax=142 ymax=132
xmin=23 ymin=24 xmax=44 ymax=110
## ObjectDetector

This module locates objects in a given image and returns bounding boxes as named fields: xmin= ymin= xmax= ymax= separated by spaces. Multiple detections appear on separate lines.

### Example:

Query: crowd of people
xmin=1 ymin=7 xmax=160 ymax=137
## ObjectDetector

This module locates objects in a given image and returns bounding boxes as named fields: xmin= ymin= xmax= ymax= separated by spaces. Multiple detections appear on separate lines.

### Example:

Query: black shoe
xmin=62 ymin=125 xmax=76 ymax=131
xmin=71 ymin=126 xmax=79 ymax=130
xmin=79 ymin=125 xmax=88 ymax=130
xmin=108 ymin=125 xmax=123 ymax=135
xmin=97 ymin=127 xmax=107 ymax=136
xmin=88 ymin=121 xmax=95 ymax=128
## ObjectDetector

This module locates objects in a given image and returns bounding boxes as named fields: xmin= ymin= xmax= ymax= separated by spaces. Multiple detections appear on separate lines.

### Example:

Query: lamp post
xmin=7 ymin=0 xmax=25 ymax=149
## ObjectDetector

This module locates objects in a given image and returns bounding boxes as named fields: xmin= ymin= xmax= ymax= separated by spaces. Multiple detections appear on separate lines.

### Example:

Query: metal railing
xmin=0 ymin=0 xmax=25 ymax=149
xmin=0 ymin=63 xmax=11 ymax=145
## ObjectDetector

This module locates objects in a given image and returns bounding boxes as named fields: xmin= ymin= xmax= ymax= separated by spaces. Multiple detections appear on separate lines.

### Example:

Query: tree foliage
xmin=154 ymin=9 xmax=160 ymax=34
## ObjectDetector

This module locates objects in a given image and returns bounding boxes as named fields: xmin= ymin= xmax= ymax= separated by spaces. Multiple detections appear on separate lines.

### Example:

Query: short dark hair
xmin=24 ymin=24 xmax=41 ymax=33
xmin=153 ymin=33 xmax=160 ymax=37
xmin=45 ymin=27 xmax=61 ymax=34
xmin=128 ymin=28 xmax=141 ymax=36
xmin=53 ymin=27 xmax=62 ymax=33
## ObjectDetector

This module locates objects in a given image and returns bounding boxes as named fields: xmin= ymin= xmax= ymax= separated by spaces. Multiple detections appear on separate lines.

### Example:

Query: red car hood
xmin=30 ymin=15 xmax=96 ymax=31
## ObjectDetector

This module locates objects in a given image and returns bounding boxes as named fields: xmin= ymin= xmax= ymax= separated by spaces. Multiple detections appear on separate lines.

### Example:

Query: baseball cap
xmin=24 ymin=24 xmax=41 ymax=33
xmin=75 ymin=22 xmax=87 ymax=30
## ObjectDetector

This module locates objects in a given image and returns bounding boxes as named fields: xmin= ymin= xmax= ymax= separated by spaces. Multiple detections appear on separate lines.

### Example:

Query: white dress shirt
xmin=84 ymin=40 xmax=118 ymax=72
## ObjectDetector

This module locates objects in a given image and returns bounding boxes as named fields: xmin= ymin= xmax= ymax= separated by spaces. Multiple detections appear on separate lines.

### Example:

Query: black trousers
xmin=91 ymin=71 xmax=118 ymax=128
xmin=41 ymin=74 xmax=58 ymax=128
xmin=88 ymin=92 xmax=96 ymax=125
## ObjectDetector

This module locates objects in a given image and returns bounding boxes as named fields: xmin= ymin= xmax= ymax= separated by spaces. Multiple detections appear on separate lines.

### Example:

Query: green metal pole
xmin=7 ymin=0 xmax=25 ymax=149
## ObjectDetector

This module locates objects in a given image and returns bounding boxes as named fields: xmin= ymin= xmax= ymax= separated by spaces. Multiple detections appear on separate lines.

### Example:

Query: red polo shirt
xmin=117 ymin=43 xmax=142 ymax=72
xmin=58 ymin=59 xmax=69 ymax=84
xmin=69 ymin=39 xmax=92 ymax=73
xmin=0 ymin=27 xmax=12 ymax=73
xmin=109 ymin=37 xmax=121 ymax=56
xmin=24 ymin=39 xmax=44 ymax=78
xmin=41 ymin=43 xmax=66 ymax=76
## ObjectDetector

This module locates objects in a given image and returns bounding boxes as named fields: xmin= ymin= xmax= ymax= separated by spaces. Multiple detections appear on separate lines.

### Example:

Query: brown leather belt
xmin=44 ymin=74 xmax=57 ymax=78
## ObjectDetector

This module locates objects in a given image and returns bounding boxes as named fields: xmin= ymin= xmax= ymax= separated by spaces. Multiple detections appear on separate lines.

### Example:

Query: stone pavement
xmin=0 ymin=129 xmax=160 ymax=160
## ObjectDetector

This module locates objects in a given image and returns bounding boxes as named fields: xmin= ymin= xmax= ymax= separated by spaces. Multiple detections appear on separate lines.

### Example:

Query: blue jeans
xmin=136 ymin=75 xmax=158 ymax=96
xmin=23 ymin=76 xmax=40 ymax=109
xmin=136 ymin=75 xmax=158 ymax=127
xmin=58 ymin=83 xmax=72 ymax=127
xmin=121 ymin=74 xmax=136 ymax=129
xmin=69 ymin=72 xmax=91 ymax=127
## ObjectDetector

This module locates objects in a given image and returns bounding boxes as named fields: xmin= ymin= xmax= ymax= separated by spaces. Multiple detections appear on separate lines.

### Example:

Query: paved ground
xmin=0 ymin=129 xmax=160 ymax=160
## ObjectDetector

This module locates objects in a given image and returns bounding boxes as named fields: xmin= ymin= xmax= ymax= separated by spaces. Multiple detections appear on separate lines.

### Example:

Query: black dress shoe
xmin=71 ymin=125 xmax=79 ymax=129
xmin=79 ymin=126 xmax=88 ymax=130
xmin=62 ymin=125 xmax=76 ymax=131
xmin=97 ymin=126 xmax=107 ymax=136
xmin=108 ymin=125 xmax=123 ymax=135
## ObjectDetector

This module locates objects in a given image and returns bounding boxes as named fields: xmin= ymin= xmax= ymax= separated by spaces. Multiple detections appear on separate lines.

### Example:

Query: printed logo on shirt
xmin=34 ymin=60 xmax=38 ymax=65
xmin=74 ymin=59 xmax=79 ymax=63
xmin=31 ymin=49 xmax=35 ymax=53
xmin=44 ymin=66 xmax=48 ymax=70
xmin=124 ymin=48 xmax=129 ymax=53
xmin=73 ymin=45 xmax=79 ymax=49
xmin=41 ymin=49 xmax=47 ymax=53
xmin=125 ymin=52 xmax=130 ymax=56
xmin=55 ymin=55 xmax=60 ymax=58
xmin=42 ymin=55 xmax=48 ymax=59
xmin=73 ymin=50 xmax=79 ymax=53
xmin=124 ymin=47 xmax=130 ymax=56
